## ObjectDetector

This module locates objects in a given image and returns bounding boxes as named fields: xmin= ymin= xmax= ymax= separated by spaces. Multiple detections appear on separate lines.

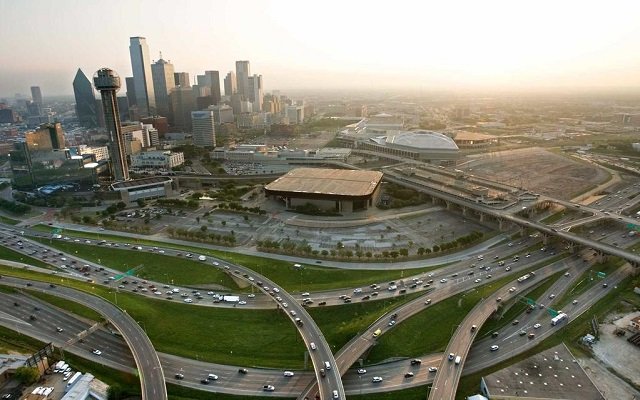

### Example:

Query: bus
xmin=551 ymin=313 xmax=567 ymax=326
xmin=65 ymin=371 xmax=82 ymax=391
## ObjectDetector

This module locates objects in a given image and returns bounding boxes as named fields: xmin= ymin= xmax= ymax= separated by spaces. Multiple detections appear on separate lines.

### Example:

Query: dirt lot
xmin=459 ymin=147 xmax=609 ymax=200
xmin=578 ymin=357 xmax=640 ymax=400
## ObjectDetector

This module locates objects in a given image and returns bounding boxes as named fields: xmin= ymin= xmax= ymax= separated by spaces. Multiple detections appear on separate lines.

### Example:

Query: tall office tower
xmin=174 ymin=72 xmax=190 ymax=87
xmin=129 ymin=36 xmax=156 ymax=116
xmin=235 ymin=61 xmax=250 ymax=99
xmin=73 ymin=69 xmax=98 ymax=127
xmin=224 ymin=71 xmax=237 ymax=96
xmin=169 ymin=86 xmax=196 ymax=131
xmin=30 ymin=86 xmax=43 ymax=106
xmin=248 ymin=74 xmax=263 ymax=112
xmin=25 ymin=101 xmax=41 ymax=117
xmin=151 ymin=55 xmax=175 ymax=119
xmin=93 ymin=68 xmax=129 ymax=182
xmin=205 ymin=71 xmax=221 ymax=104
xmin=191 ymin=110 xmax=216 ymax=147
xmin=117 ymin=97 xmax=130 ymax=121
xmin=125 ymin=77 xmax=137 ymax=108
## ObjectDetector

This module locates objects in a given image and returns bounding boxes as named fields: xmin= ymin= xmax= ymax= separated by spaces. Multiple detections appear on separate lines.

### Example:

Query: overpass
xmin=384 ymin=170 xmax=640 ymax=268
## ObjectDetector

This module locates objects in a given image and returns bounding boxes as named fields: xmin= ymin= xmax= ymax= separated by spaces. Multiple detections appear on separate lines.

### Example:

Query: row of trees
xmin=167 ymin=226 xmax=237 ymax=245
xmin=157 ymin=198 xmax=199 ymax=209
xmin=256 ymin=231 xmax=485 ymax=261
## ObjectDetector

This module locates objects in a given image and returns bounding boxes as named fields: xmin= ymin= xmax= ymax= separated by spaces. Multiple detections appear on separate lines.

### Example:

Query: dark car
xmin=404 ymin=372 xmax=414 ymax=378
xmin=238 ymin=368 xmax=248 ymax=374
xmin=200 ymin=378 xmax=209 ymax=384
xmin=410 ymin=359 xmax=422 ymax=365
xmin=175 ymin=373 xmax=184 ymax=380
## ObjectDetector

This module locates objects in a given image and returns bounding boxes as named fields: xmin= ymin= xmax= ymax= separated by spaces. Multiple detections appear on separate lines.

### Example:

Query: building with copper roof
xmin=480 ymin=343 xmax=604 ymax=400
xmin=452 ymin=130 xmax=497 ymax=148
xmin=264 ymin=168 xmax=383 ymax=213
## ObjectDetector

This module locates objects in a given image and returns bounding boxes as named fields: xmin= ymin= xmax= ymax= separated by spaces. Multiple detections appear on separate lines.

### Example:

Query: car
xmin=207 ymin=373 xmax=218 ymax=380
xmin=175 ymin=373 xmax=184 ymax=379
xmin=528 ymin=333 xmax=536 ymax=339
xmin=474 ymin=278 xmax=481 ymax=283
xmin=533 ymin=323 xmax=541 ymax=329
xmin=572 ymin=299 xmax=578 ymax=305
xmin=505 ymin=266 xmax=512 ymax=271
xmin=425 ymin=299 xmax=432 ymax=305
xmin=332 ymin=390 xmax=339 ymax=399
xmin=183 ymin=298 xmax=193 ymax=303
xmin=56 ymin=327 xmax=64 ymax=332
xmin=440 ymin=278 xmax=448 ymax=283
xmin=519 ymin=330 xmax=527 ymax=336
xmin=490 ymin=345 xmax=499 ymax=351
xmin=549 ymin=294 xmax=556 ymax=299
xmin=388 ymin=320 xmax=396 ymax=326
xmin=509 ymin=287 xmax=516 ymax=293
xmin=238 ymin=300 xmax=247 ymax=305
xmin=428 ymin=367 xmax=438 ymax=372
xmin=564 ymin=272 xmax=570 ymax=276
xmin=92 ymin=349 xmax=102 ymax=355
xmin=200 ymin=379 xmax=210 ymax=385
xmin=471 ymin=324 xmax=477 ymax=331
xmin=238 ymin=368 xmax=248 ymax=374
xmin=404 ymin=372 xmax=414 ymax=378
xmin=357 ymin=368 xmax=367 ymax=375
xmin=448 ymin=353 xmax=455 ymax=361
xmin=372 ymin=376 xmax=383 ymax=383
xmin=492 ymin=331 xmax=499 ymax=338
xmin=263 ymin=385 xmax=275 ymax=392
xmin=310 ymin=342 xmax=317 ymax=350
xmin=512 ymin=320 xmax=519 ymax=325
xmin=496 ymin=297 xmax=502 ymax=302
xmin=247 ymin=294 xmax=255 ymax=298
xmin=283 ymin=371 xmax=294 ymax=377
xmin=410 ymin=358 xmax=422 ymax=365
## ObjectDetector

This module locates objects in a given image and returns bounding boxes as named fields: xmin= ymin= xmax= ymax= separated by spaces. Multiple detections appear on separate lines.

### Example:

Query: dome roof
xmin=385 ymin=130 xmax=458 ymax=150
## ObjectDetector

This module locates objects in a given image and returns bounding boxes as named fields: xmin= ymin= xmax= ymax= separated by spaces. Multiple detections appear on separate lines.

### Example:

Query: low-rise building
xmin=130 ymin=150 xmax=184 ymax=170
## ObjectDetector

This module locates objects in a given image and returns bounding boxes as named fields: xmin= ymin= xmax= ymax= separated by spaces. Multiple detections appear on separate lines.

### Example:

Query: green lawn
xmin=0 ymin=214 xmax=20 ymax=225
xmin=30 ymin=231 xmax=445 ymax=292
xmin=478 ymin=271 xmax=563 ymax=337
xmin=311 ymin=292 xmax=424 ymax=351
xmin=31 ymin=238 xmax=240 ymax=288
xmin=456 ymin=272 xmax=640 ymax=399
xmin=554 ymin=259 xmax=623 ymax=308
xmin=26 ymin=290 xmax=104 ymax=321
xmin=366 ymin=274 xmax=516 ymax=364
xmin=0 ymin=244 xmax=51 ymax=269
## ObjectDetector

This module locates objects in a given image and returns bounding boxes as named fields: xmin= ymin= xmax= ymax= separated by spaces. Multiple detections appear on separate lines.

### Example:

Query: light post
xmin=137 ymin=320 xmax=147 ymax=333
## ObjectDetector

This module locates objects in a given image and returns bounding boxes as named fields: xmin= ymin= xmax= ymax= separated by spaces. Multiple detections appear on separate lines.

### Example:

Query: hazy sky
xmin=2 ymin=0 xmax=640 ymax=97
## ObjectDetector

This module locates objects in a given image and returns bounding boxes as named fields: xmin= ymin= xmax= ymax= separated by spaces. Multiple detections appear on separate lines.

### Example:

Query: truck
xmin=551 ymin=312 xmax=567 ymax=326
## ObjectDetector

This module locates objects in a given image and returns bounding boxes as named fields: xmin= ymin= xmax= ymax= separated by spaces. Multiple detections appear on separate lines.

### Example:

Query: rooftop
xmin=111 ymin=176 xmax=172 ymax=189
xmin=483 ymin=343 xmax=604 ymax=400
xmin=370 ymin=130 xmax=459 ymax=150
xmin=265 ymin=168 xmax=383 ymax=197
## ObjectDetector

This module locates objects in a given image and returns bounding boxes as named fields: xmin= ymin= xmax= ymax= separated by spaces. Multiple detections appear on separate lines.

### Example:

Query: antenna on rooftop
xmin=159 ymin=51 xmax=163 ymax=60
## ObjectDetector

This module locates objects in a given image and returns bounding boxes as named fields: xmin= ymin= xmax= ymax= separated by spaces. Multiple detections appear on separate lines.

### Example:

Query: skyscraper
xmin=206 ymin=71 xmax=221 ymax=104
xmin=169 ymin=86 xmax=196 ymax=131
xmin=93 ymin=68 xmax=129 ymax=182
xmin=224 ymin=71 xmax=237 ymax=96
xmin=30 ymin=86 xmax=43 ymax=107
xmin=235 ymin=61 xmax=250 ymax=99
xmin=151 ymin=55 xmax=175 ymax=119
xmin=248 ymin=74 xmax=264 ymax=112
xmin=129 ymin=37 xmax=156 ymax=117
xmin=191 ymin=111 xmax=216 ymax=147
xmin=25 ymin=122 xmax=65 ymax=151
xmin=174 ymin=72 xmax=190 ymax=87
xmin=73 ymin=68 xmax=98 ymax=127
xmin=125 ymin=77 xmax=137 ymax=108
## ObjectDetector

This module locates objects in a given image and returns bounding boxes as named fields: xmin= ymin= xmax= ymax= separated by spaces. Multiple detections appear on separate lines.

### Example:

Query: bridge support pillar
xmin=432 ymin=197 xmax=438 ymax=205
xmin=519 ymin=226 xmax=527 ymax=237
xmin=566 ymin=242 xmax=576 ymax=253
xmin=498 ymin=218 xmax=506 ymax=231
xmin=479 ymin=212 xmax=485 ymax=223
xmin=595 ymin=250 xmax=608 ymax=264
xmin=445 ymin=201 xmax=452 ymax=210
xmin=462 ymin=207 xmax=468 ymax=217
xmin=542 ymin=233 xmax=550 ymax=245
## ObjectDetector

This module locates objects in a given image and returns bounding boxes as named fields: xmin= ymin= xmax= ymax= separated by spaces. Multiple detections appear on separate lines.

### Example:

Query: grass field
xmin=1 ymin=263 xmax=432 ymax=369
xmin=0 ymin=244 xmax=52 ymax=269
xmin=311 ymin=292 xmax=424 ymax=350
xmin=366 ymin=274 xmax=516 ymax=364
xmin=31 ymin=238 xmax=240 ymax=288
xmin=31 ymin=233 xmax=444 ymax=292
xmin=0 ymin=214 xmax=20 ymax=225
xmin=26 ymin=290 xmax=104 ymax=321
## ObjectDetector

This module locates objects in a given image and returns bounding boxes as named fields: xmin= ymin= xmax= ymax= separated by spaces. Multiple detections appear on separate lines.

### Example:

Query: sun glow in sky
xmin=2 ymin=0 xmax=640 ymax=96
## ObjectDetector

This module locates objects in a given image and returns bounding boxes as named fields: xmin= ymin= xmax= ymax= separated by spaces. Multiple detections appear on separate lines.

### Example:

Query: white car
xmin=283 ymin=371 xmax=295 ymax=377
xmin=508 ymin=287 xmax=516 ymax=293
xmin=238 ymin=300 xmax=247 ymax=305
xmin=198 ymin=255 xmax=206 ymax=261
xmin=281 ymin=302 xmax=288 ymax=308
xmin=372 ymin=376 xmax=383 ymax=383
xmin=490 ymin=345 xmax=499 ymax=351
xmin=183 ymin=298 xmax=193 ymax=303
xmin=428 ymin=367 xmax=438 ymax=372
xmin=357 ymin=368 xmax=367 ymax=374
xmin=533 ymin=323 xmax=541 ymax=329
xmin=92 ymin=349 xmax=102 ymax=355
xmin=207 ymin=373 xmax=218 ymax=380
xmin=440 ymin=278 xmax=448 ymax=283
xmin=309 ymin=342 xmax=317 ymax=350
xmin=247 ymin=294 xmax=256 ymax=298
xmin=290 ymin=310 xmax=297 ymax=316
xmin=474 ymin=278 xmax=482 ymax=283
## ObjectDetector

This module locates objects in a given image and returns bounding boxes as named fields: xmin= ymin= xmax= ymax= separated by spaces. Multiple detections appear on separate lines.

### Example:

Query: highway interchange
xmin=1 ymin=177 xmax=639 ymax=399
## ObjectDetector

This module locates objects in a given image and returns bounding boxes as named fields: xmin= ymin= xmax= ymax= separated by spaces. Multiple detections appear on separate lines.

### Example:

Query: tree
xmin=107 ymin=383 xmax=125 ymax=400
xmin=14 ymin=366 xmax=39 ymax=385
xmin=399 ymin=248 xmax=409 ymax=257
xmin=116 ymin=201 xmax=126 ymax=210
xmin=136 ymin=199 xmax=146 ymax=207
xmin=221 ymin=220 xmax=226 ymax=226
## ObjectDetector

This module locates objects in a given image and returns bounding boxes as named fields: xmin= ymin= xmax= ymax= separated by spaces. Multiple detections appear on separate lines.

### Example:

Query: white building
xmin=191 ymin=110 xmax=216 ymax=147
xmin=207 ymin=104 xmax=234 ymax=124
xmin=131 ymin=150 xmax=184 ymax=169
xmin=122 ymin=123 xmax=159 ymax=148
xmin=77 ymin=145 xmax=110 ymax=161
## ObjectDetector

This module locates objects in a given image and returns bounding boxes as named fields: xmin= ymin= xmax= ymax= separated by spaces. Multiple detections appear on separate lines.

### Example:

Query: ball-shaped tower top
xmin=93 ymin=68 xmax=121 ymax=91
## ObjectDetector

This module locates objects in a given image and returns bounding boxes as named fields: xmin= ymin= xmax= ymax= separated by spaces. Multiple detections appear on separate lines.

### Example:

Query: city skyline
xmin=2 ymin=0 xmax=640 ymax=97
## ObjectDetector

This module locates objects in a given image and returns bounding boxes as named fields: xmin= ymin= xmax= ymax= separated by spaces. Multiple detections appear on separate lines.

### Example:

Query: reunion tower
xmin=93 ymin=68 xmax=129 ymax=182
